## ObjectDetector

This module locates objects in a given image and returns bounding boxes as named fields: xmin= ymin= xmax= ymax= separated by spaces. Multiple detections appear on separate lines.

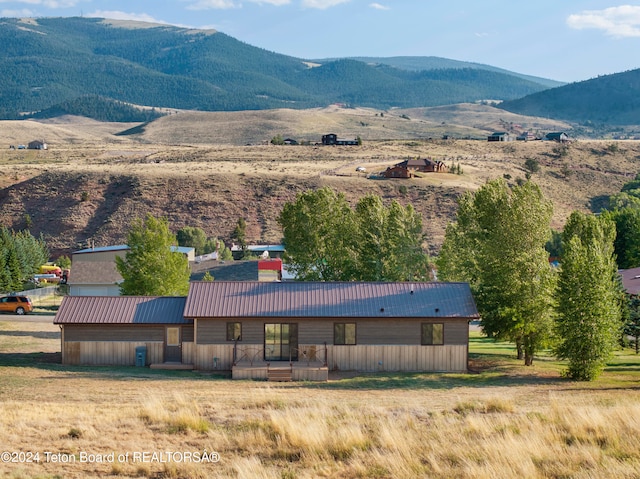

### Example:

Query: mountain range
xmin=0 ymin=17 xmax=553 ymax=120
xmin=0 ymin=16 xmax=638 ymax=127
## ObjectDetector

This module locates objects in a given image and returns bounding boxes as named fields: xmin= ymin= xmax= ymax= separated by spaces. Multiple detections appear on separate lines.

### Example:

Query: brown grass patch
xmin=1 ymin=320 xmax=640 ymax=478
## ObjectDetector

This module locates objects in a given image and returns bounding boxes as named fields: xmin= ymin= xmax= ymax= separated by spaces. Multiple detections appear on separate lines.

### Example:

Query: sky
xmin=1 ymin=0 xmax=639 ymax=83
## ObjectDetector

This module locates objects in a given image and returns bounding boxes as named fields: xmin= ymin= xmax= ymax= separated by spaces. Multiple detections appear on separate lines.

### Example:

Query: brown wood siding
xmin=182 ymin=325 xmax=194 ymax=342
xmin=62 ymin=341 xmax=163 ymax=365
xmin=63 ymin=324 xmax=164 ymax=342
xmin=197 ymin=318 xmax=468 ymax=346
xmin=197 ymin=319 xmax=265 ymax=344
xmin=324 ymin=344 xmax=467 ymax=372
xmin=194 ymin=344 xmax=234 ymax=370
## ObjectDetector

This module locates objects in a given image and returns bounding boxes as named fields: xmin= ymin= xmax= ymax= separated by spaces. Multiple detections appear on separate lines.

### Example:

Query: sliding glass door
xmin=264 ymin=323 xmax=298 ymax=361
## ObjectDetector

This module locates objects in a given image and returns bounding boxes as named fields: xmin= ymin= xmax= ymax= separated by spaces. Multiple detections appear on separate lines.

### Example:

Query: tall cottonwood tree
xmin=116 ymin=214 xmax=190 ymax=296
xmin=602 ymin=207 xmax=640 ymax=269
xmin=554 ymin=212 xmax=622 ymax=380
xmin=437 ymin=179 xmax=556 ymax=365
xmin=278 ymin=188 xmax=429 ymax=281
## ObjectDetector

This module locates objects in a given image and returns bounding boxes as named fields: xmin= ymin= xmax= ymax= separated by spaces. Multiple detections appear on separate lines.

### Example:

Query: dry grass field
xmin=0 ymin=105 xmax=636 ymax=256
xmin=1 ymin=319 xmax=640 ymax=479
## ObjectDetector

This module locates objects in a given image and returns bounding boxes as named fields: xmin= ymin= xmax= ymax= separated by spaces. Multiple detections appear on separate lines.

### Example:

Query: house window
xmin=166 ymin=327 xmax=180 ymax=347
xmin=227 ymin=322 xmax=242 ymax=341
xmin=421 ymin=323 xmax=444 ymax=345
xmin=334 ymin=323 xmax=356 ymax=345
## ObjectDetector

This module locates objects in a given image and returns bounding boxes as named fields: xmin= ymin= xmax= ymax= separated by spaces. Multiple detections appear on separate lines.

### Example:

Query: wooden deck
xmin=232 ymin=361 xmax=328 ymax=381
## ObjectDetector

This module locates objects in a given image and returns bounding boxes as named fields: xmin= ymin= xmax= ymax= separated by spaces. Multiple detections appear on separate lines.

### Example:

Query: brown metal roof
xmin=184 ymin=281 xmax=479 ymax=319
xmin=54 ymin=296 xmax=190 ymax=325
xmin=619 ymin=267 xmax=640 ymax=296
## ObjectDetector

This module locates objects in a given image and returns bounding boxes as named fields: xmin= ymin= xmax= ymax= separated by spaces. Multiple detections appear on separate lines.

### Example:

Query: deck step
xmin=268 ymin=368 xmax=292 ymax=382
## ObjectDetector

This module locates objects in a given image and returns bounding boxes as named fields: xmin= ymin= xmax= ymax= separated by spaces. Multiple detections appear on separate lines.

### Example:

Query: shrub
xmin=524 ymin=158 xmax=540 ymax=174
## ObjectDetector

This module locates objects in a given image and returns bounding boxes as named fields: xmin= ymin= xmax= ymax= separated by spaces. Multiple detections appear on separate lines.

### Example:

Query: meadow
xmin=1 ymin=319 xmax=639 ymax=478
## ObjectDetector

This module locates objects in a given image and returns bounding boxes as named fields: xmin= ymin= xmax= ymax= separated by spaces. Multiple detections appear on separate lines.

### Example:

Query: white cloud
xmin=247 ymin=0 xmax=291 ymax=4
xmin=1 ymin=8 xmax=34 ymax=17
xmin=301 ymin=0 xmax=350 ymax=9
xmin=567 ymin=5 xmax=640 ymax=38
xmin=86 ymin=10 xmax=169 ymax=24
xmin=187 ymin=0 xmax=239 ymax=10
xmin=369 ymin=3 xmax=389 ymax=10
xmin=0 ymin=0 xmax=79 ymax=6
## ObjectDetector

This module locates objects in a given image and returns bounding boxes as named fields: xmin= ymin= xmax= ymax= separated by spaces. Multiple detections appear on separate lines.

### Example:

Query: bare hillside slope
xmin=0 ymin=108 xmax=637 ymax=257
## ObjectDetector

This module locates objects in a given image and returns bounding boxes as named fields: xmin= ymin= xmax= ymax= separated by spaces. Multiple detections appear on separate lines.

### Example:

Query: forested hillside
xmin=499 ymin=69 xmax=640 ymax=126
xmin=335 ymin=56 xmax=565 ymax=89
xmin=0 ymin=17 xmax=551 ymax=121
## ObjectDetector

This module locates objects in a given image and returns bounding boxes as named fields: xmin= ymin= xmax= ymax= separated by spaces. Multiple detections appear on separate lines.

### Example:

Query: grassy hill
xmin=0 ymin=107 xmax=636 ymax=257
xmin=0 ymin=17 xmax=551 ymax=121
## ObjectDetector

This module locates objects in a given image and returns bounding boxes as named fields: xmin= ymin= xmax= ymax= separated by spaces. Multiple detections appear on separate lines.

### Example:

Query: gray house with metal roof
xmin=186 ymin=281 xmax=478 ymax=379
xmin=54 ymin=281 xmax=479 ymax=380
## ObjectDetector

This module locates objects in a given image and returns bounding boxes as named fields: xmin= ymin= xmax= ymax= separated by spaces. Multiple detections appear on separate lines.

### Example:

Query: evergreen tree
xmin=115 ymin=214 xmax=190 ymax=296
xmin=232 ymin=218 xmax=248 ymax=258
xmin=554 ymin=212 xmax=622 ymax=380
xmin=0 ymin=227 xmax=47 ymax=292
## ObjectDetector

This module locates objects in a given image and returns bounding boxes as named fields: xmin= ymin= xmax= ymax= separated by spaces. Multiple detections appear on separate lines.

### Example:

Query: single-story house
xmin=382 ymin=158 xmax=447 ymax=178
xmin=488 ymin=132 xmax=511 ymax=142
xmin=54 ymin=281 xmax=479 ymax=381
xmin=383 ymin=165 xmax=413 ymax=179
xmin=69 ymin=244 xmax=195 ymax=296
xmin=396 ymin=158 xmax=447 ymax=173
xmin=544 ymin=132 xmax=570 ymax=142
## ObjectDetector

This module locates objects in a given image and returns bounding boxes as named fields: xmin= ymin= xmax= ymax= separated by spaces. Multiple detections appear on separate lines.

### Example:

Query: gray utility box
xmin=135 ymin=346 xmax=147 ymax=367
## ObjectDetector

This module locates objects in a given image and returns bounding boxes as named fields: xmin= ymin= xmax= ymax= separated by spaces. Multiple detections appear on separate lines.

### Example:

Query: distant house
xmin=68 ymin=260 xmax=122 ymax=296
xmin=383 ymin=165 xmax=413 ymax=179
xmin=544 ymin=132 xmax=570 ymax=142
xmin=488 ymin=132 xmax=510 ymax=142
xmin=69 ymin=244 xmax=195 ymax=296
xmin=396 ymin=158 xmax=447 ymax=173
xmin=283 ymin=138 xmax=298 ymax=145
xmin=27 ymin=140 xmax=47 ymax=150
xmin=516 ymin=132 xmax=537 ymax=141
xmin=383 ymin=158 xmax=447 ymax=178
xmin=230 ymin=244 xmax=285 ymax=260
xmin=322 ymin=133 xmax=359 ymax=146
